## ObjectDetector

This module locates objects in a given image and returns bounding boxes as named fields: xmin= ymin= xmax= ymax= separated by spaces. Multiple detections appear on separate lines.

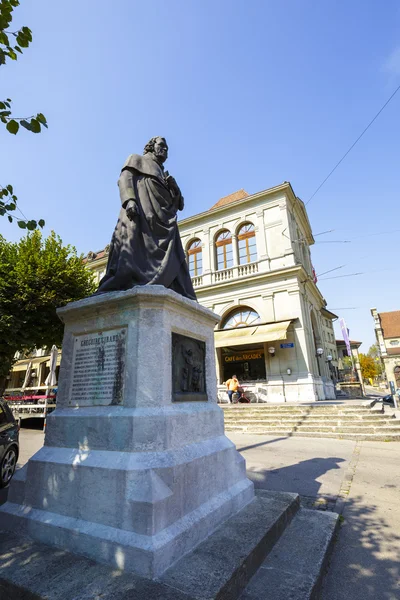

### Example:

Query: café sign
xmin=224 ymin=350 xmax=264 ymax=363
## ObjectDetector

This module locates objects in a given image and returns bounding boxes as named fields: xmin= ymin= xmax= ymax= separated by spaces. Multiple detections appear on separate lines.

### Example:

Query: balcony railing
xmin=191 ymin=261 xmax=260 ymax=287
xmin=192 ymin=275 xmax=203 ymax=287
xmin=238 ymin=262 xmax=259 ymax=277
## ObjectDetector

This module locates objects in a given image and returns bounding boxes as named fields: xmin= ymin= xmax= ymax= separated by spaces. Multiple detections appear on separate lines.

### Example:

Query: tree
xmin=367 ymin=344 xmax=383 ymax=377
xmin=0 ymin=231 xmax=96 ymax=392
xmin=359 ymin=353 xmax=378 ymax=381
xmin=1 ymin=0 xmax=48 ymax=229
xmin=368 ymin=344 xmax=379 ymax=358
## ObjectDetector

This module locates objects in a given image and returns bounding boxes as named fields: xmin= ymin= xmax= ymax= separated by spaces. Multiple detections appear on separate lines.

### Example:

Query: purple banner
xmin=339 ymin=318 xmax=352 ymax=357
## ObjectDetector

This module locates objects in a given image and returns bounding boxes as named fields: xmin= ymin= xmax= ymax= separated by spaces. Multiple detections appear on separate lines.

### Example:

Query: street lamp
xmin=316 ymin=347 xmax=324 ymax=357
xmin=268 ymin=346 xmax=276 ymax=357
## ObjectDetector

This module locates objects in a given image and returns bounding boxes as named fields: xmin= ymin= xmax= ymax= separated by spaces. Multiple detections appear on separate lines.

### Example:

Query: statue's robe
xmin=97 ymin=153 xmax=196 ymax=300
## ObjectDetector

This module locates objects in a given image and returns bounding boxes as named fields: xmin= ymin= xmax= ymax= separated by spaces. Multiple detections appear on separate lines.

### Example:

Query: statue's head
xmin=143 ymin=136 xmax=168 ymax=164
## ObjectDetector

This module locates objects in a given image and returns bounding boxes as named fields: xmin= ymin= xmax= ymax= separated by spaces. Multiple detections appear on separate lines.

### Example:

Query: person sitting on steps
xmin=225 ymin=375 xmax=240 ymax=404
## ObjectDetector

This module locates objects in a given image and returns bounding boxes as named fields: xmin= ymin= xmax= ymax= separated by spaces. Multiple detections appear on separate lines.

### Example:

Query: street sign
xmin=280 ymin=343 xmax=294 ymax=349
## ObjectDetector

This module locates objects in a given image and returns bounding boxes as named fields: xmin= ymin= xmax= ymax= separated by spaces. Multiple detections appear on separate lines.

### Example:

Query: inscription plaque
xmin=70 ymin=328 xmax=126 ymax=406
xmin=172 ymin=333 xmax=207 ymax=402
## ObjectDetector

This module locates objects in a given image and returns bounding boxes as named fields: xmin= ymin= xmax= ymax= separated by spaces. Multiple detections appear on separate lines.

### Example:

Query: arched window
xmin=222 ymin=307 xmax=261 ymax=329
xmin=216 ymin=230 xmax=233 ymax=270
xmin=238 ymin=223 xmax=257 ymax=264
xmin=187 ymin=239 xmax=202 ymax=277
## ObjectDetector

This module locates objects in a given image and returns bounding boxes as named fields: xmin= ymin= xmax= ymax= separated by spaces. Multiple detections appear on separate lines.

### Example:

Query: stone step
xmin=224 ymin=415 xmax=393 ymax=424
xmin=223 ymin=411 xmax=385 ymax=419
xmin=224 ymin=419 xmax=398 ymax=427
xmin=0 ymin=490 xmax=301 ymax=600
xmin=225 ymin=428 xmax=400 ymax=441
xmin=226 ymin=424 xmax=400 ymax=434
xmin=240 ymin=508 xmax=338 ymax=600
xmin=160 ymin=490 xmax=299 ymax=599
xmin=227 ymin=426 xmax=400 ymax=436
xmin=221 ymin=407 xmax=379 ymax=415
xmin=221 ymin=405 xmax=372 ymax=411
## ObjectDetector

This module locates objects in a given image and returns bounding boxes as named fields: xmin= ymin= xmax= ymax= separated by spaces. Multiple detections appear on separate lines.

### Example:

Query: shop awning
xmin=12 ymin=357 xmax=48 ymax=372
xmin=215 ymin=320 xmax=292 ymax=348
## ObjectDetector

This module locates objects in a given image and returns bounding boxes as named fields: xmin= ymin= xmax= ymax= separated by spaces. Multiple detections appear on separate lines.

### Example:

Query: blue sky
xmin=1 ymin=1 xmax=400 ymax=350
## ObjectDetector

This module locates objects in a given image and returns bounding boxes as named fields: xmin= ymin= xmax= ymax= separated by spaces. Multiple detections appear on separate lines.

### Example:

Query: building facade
xmin=371 ymin=308 xmax=400 ymax=389
xmin=176 ymin=184 xmax=336 ymax=402
xmin=5 ymin=183 xmax=338 ymax=403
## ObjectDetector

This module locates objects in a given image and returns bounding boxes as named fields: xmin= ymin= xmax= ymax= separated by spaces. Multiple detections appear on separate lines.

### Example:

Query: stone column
xmin=201 ymin=228 xmax=212 ymax=287
xmin=232 ymin=234 xmax=239 ymax=267
xmin=255 ymin=210 xmax=268 ymax=261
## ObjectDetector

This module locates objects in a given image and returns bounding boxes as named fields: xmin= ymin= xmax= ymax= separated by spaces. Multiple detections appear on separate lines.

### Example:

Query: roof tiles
xmin=379 ymin=311 xmax=400 ymax=339
xmin=210 ymin=189 xmax=249 ymax=210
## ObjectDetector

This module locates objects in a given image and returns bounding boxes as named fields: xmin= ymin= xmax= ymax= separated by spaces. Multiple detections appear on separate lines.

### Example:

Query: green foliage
xmin=0 ymin=231 xmax=96 ymax=378
xmin=342 ymin=355 xmax=353 ymax=369
xmin=0 ymin=184 xmax=45 ymax=230
xmin=1 ymin=0 xmax=47 ymax=229
xmin=368 ymin=344 xmax=379 ymax=358
xmin=0 ymin=2 xmax=32 ymax=66
xmin=359 ymin=354 xmax=378 ymax=380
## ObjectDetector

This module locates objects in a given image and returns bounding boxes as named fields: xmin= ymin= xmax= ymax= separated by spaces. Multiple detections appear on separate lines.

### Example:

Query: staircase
xmin=0 ymin=490 xmax=339 ymax=600
xmin=222 ymin=403 xmax=400 ymax=441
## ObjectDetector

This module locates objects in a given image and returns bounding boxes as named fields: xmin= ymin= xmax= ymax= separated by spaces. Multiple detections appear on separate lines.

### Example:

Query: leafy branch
xmin=0 ymin=98 xmax=48 ymax=134
xmin=0 ymin=0 xmax=47 ymax=229
xmin=0 ymin=1 xmax=31 ymax=65
xmin=0 ymin=184 xmax=45 ymax=230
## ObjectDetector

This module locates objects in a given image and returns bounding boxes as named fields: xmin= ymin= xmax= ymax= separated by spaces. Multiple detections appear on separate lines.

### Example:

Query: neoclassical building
xmin=371 ymin=308 xmax=400 ymax=389
xmin=177 ymin=184 xmax=336 ymax=402
xmin=5 ymin=183 xmax=337 ymax=403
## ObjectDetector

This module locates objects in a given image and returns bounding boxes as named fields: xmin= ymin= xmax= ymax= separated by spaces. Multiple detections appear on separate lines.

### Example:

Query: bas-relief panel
xmin=172 ymin=333 xmax=207 ymax=402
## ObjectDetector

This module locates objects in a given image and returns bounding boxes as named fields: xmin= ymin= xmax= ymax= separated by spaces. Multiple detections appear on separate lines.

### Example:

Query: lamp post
xmin=315 ymin=347 xmax=323 ymax=377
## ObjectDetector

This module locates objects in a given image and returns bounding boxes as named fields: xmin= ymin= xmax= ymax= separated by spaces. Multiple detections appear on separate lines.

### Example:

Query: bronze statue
xmin=97 ymin=137 xmax=196 ymax=300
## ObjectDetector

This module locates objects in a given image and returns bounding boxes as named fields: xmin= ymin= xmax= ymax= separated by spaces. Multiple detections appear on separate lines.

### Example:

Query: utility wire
xmin=315 ymin=240 xmax=351 ymax=244
xmin=306 ymin=81 xmax=400 ymax=205
xmin=316 ymin=264 xmax=346 ymax=277
xmin=319 ymin=272 xmax=363 ymax=281
xmin=330 ymin=307 xmax=359 ymax=310
xmin=352 ymin=228 xmax=400 ymax=240
xmin=314 ymin=229 xmax=335 ymax=237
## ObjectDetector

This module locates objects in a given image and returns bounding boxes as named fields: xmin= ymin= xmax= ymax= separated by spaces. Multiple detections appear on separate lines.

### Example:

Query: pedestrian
xmin=225 ymin=375 xmax=239 ymax=404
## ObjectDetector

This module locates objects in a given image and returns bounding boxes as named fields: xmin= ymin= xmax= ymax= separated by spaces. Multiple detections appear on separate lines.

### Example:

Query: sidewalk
xmin=3 ymin=427 xmax=400 ymax=598
xmin=228 ymin=432 xmax=400 ymax=599
xmin=321 ymin=441 xmax=400 ymax=600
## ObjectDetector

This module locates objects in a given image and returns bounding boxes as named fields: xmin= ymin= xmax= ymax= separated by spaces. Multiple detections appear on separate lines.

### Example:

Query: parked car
xmin=0 ymin=398 xmax=19 ymax=488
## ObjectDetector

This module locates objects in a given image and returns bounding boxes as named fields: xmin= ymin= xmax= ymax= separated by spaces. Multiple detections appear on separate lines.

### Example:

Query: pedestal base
xmin=0 ymin=287 xmax=254 ymax=577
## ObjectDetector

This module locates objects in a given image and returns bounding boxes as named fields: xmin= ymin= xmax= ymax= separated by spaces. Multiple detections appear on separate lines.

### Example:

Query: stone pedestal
xmin=0 ymin=287 xmax=253 ymax=578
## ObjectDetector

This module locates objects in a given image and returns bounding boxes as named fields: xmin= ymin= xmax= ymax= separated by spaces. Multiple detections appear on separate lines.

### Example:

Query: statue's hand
xmin=166 ymin=174 xmax=181 ymax=197
xmin=126 ymin=200 xmax=139 ymax=221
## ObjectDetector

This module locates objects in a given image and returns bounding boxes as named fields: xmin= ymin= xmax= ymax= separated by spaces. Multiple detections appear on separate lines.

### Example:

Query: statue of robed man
xmin=97 ymin=137 xmax=196 ymax=300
